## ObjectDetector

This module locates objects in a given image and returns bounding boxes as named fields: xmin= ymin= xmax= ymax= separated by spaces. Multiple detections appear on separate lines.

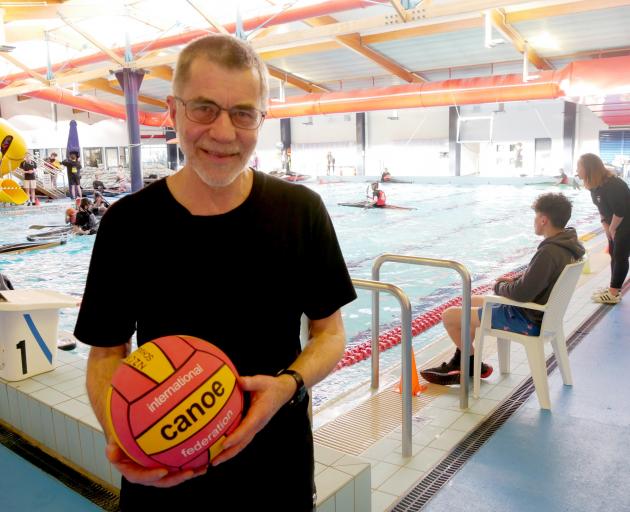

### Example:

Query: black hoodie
xmin=494 ymin=227 xmax=586 ymax=325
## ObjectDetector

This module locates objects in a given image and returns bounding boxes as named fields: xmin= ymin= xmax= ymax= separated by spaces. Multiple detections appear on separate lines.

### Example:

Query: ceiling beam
xmin=59 ymin=13 xmax=126 ymax=66
xmin=266 ymin=64 xmax=330 ymax=93
xmin=506 ymin=0 xmax=630 ymax=22
xmin=488 ymin=8 xmax=553 ymax=70
xmin=302 ymin=15 xmax=425 ymax=83
xmin=145 ymin=65 xmax=173 ymax=82
xmin=0 ymin=52 xmax=48 ymax=83
xmin=338 ymin=32 xmax=425 ymax=82
xmin=389 ymin=0 xmax=411 ymax=22
xmin=186 ymin=0 xmax=229 ymax=34
xmin=80 ymin=78 xmax=167 ymax=108
xmin=2 ymin=5 xmax=127 ymax=22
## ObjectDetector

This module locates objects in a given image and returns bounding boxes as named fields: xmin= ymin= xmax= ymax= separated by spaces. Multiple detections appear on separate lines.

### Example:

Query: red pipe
xmin=22 ymin=55 xmax=630 ymax=127
xmin=2 ymin=0 xmax=388 ymax=84
xmin=264 ymin=55 xmax=630 ymax=119
xmin=25 ymin=87 xmax=170 ymax=127
xmin=267 ymin=71 xmax=562 ymax=118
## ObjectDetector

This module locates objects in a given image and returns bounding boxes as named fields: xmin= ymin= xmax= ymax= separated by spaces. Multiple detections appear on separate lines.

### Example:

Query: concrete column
xmin=563 ymin=101 xmax=577 ymax=173
xmin=449 ymin=106 xmax=461 ymax=176
xmin=115 ymin=68 xmax=145 ymax=192
xmin=356 ymin=112 xmax=366 ymax=176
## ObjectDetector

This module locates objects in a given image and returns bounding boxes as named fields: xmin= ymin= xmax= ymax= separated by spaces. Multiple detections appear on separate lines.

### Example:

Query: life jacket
xmin=375 ymin=189 xmax=386 ymax=206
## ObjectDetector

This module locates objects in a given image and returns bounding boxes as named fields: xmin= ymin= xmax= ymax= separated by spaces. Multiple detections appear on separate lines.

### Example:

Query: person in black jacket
xmin=578 ymin=153 xmax=630 ymax=304
xmin=422 ymin=193 xmax=585 ymax=386
xmin=61 ymin=151 xmax=82 ymax=200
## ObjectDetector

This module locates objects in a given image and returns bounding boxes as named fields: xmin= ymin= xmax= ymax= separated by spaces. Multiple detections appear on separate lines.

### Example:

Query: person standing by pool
xmin=19 ymin=153 xmax=37 ymax=205
xmin=62 ymin=151 xmax=82 ymax=200
xmin=75 ymin=34 xmax=356 ymax=511
xmin=577 ymin=153 xmax=630 ymax=304
xmin=421 ymin=193 xmax=585 ymax=385
xmin=326 ymin=151 xmax=335 ymax=175
xmin=43 ymin=152 xmax=61 ymax=188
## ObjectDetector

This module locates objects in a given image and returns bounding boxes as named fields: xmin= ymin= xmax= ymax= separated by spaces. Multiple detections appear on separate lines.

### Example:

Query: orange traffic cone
xmin=394 ymin=351 xmax=427 ymax=396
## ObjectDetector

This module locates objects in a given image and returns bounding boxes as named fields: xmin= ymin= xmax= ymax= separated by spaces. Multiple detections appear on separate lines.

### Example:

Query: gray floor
xmin=423 ymin=298 xmax=630 ymax=512
xmin=0 ymin=442 xmax=103 ymax=511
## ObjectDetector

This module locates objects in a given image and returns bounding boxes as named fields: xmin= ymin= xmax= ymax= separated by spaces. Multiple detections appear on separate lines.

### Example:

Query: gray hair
xmin=173 ymin=34 xmax=269 ymax=109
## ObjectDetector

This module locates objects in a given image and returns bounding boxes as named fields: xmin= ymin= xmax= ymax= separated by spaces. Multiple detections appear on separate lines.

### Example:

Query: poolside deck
xmin=0 ymin=233 xmax=621 ymax=511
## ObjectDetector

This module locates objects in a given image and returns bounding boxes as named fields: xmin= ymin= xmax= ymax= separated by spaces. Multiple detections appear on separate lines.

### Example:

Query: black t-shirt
xmin=75 ymin=210 xmax=97 ymax=231
xmin=74 ymin=171 xmax=356 ymax=509
xmin=61 ymin=159 xmax=82 ymax=176
xmin=20 ymin=160 xmax=37 ymax=180
xmin=590 ymin=176 xmax=630 ymax=229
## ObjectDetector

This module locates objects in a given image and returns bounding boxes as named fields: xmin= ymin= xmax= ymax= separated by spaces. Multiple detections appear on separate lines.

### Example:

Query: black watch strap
xmin=277 ymin=369 xmax=307 ymax=406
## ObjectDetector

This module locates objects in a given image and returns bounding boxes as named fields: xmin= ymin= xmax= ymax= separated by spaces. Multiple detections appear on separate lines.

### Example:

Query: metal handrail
xmin=352 ymin=278 xmax=414 ymax=457
xmin=372 ymin=254 xmax=472 ymax=409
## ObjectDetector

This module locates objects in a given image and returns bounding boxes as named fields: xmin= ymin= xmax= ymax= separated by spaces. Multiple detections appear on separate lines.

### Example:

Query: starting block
xmin=0 ymin=289 xmax=78 ymax=381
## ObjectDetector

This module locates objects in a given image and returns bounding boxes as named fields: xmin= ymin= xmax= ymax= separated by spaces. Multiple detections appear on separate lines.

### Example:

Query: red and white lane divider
xmin=335 ymin=271 xmax=523 ymax=371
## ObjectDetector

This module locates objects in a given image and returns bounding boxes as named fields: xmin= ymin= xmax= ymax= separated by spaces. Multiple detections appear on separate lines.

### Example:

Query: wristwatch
xmin=277 ymin=369 xmax=307 ymax=406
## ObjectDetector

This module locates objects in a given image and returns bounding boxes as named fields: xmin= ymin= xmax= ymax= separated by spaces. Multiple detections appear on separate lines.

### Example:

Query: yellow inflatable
xmin=0 ymin=118 xmax=28 ymax=204
xmin=0 ymin=178 xmax=28 ymax=204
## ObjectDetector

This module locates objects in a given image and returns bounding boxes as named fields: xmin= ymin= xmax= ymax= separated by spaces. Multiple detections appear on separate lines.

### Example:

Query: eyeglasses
xmin=174 ymin=96 xmax=266 ymax=130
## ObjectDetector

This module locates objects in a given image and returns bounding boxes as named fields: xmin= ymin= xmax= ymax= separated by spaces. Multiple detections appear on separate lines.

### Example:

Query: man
xmin=61 ymin=151 xmax=82 ymax=199
xmin=421 ymin=193 xmax=585 ymax=385
xmin=75 ymin=34 xmax=356 ymax=511
xmin=326 ymin=151 xmax=335 ymax=175
xmin=19 ymin=153 xmax=37 ymax=205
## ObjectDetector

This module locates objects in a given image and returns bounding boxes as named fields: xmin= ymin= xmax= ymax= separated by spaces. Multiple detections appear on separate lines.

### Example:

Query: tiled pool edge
xmin=0 ymin=351 xmax=372 ymax=512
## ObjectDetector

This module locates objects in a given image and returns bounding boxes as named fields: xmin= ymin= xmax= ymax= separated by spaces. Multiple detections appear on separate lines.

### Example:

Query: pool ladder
xmin=351 ymin=254 xmax=473 ymax=457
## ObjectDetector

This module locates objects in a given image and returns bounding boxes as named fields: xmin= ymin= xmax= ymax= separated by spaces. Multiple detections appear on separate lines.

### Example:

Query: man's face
xmin=168 ymin=59 xmax=263 ymax=188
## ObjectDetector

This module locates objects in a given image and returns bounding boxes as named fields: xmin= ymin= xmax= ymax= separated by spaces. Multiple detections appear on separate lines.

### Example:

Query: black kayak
xmin=0 ymin=239 xmax=66 ymax=254
xmin=27 ymin=225 xmax=73 ymax=242
xmin=338 ymin=200 xmax=416 ymax=210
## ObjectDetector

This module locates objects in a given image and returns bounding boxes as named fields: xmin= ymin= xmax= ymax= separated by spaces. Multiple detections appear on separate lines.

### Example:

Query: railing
xmin=371 ymin=254 xmax=473 ymax=410
xmin=351 ymin=278 xmax=414 ymax=457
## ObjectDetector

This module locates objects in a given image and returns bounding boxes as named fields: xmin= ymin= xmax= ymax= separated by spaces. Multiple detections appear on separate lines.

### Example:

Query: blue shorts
xmin=477 ymin=304 xmax=541 ymax=336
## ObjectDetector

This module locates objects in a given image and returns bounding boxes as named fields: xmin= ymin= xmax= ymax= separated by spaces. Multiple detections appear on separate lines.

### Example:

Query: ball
xmin=106 ymin=335 xmax=244 ymax=470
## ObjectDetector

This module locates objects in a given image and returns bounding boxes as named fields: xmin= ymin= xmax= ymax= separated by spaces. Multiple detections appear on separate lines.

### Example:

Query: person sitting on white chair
xmin=421 ymin=192 xmax=585 ymax=385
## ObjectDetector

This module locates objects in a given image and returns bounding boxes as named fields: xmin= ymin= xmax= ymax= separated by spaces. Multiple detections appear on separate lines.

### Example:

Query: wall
xmin=575 ymin=104 xmax=608 ymax=159
xmin=2 ymin=94 xmax=599 ymax=178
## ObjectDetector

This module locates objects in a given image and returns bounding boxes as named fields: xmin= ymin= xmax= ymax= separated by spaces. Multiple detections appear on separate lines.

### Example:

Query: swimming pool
xmin=0 ymin=182 xmax=601 ymax=409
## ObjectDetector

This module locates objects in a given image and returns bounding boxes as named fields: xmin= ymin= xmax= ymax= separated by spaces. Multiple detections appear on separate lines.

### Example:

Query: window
xmin=105 ymin=147 xmax=119 ymax=169
xmin=600 ymin=130 xmax=630 ymax=166
xmin=83 ymin=147 xmax=103 ymax=168
xmin=141 ymin=145 xmax=167 ymax=170
xmin=457 ymin=116 xmax=494 ymax=142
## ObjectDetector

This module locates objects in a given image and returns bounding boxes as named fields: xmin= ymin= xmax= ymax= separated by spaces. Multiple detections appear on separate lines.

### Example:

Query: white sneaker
xmin=591 ymin=287 xmax=609 ymax=298
xmin=593 ymin=291 xmax=621 ymax=304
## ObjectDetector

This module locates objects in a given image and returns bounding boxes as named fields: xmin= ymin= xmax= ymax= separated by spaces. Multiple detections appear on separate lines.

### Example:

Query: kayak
xmin=0 ymin=239 xmax=66 ymax=254
xmin=338 ymin=200 xmax=416 ymax=210
xmin=26 ymin=225 xmax=73 ymax=241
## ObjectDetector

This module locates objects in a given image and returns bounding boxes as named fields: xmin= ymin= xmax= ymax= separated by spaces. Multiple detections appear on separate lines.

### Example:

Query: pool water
xmin=0 ymin=183 xmax=601 ymax=409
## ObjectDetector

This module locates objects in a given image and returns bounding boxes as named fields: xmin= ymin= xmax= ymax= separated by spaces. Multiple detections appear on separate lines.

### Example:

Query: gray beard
xmin=191 ymin=164 xmax=245 ymax=188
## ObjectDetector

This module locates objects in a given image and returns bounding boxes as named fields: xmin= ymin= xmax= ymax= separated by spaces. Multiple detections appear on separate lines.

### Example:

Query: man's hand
xmin=106 ymin=440 xmax=206 ymax=488
xmin=495 ymin=276 xmax=514 ymax=285
xmin=211 ymin=374 xmax=294 ymax=466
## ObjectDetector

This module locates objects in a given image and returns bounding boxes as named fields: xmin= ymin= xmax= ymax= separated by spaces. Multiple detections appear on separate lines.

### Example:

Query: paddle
xmin=28 ymin=224 xmax=65 ymax=229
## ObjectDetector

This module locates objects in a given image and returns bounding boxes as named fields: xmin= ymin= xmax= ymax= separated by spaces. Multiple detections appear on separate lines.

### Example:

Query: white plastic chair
xmin=473 ymin=259 xmax=585 ymax=409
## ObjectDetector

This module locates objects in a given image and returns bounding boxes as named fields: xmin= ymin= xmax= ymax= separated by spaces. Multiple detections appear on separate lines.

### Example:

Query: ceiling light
xmin=528 ymin=32 xmax=559 ymax=50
